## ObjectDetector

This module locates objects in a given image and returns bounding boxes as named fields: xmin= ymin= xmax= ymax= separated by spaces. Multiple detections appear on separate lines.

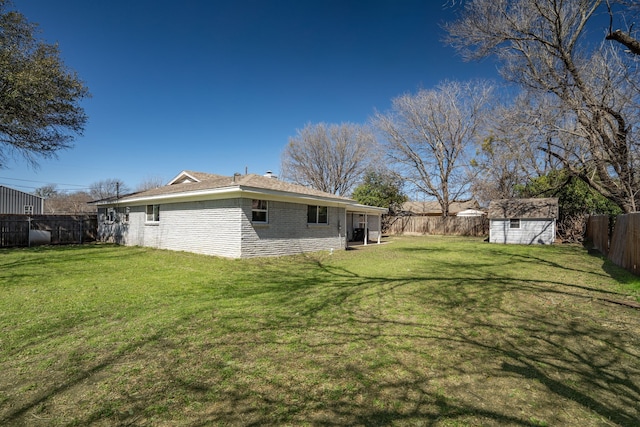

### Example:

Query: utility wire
xmin=0 ymin=176 xmax=88 ymax=187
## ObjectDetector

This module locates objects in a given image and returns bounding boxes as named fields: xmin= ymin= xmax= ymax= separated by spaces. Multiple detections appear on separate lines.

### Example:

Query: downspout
xmin=344 ymin=209 xmax=348 ymax=249
xmin=377 ymin=213 xmax=381 ymax=244
xmin=364 ymin=213 xmax=368 ymax=246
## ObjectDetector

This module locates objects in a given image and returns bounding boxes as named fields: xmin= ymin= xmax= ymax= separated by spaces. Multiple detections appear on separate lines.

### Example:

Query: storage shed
xmin=488 ymin=198 xmax=558 ymax=245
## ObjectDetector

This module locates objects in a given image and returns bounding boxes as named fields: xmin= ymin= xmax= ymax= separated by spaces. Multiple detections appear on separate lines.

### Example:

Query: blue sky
xmin=2 ymin=0 xmax=501 ymax=194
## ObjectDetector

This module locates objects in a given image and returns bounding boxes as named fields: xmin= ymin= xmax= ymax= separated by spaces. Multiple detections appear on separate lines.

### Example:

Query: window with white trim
xmin=146 ymin=204 xmax=160 ymax=222
xmin=510 ymin=218 xmax=520 ymax=229
xmin=252 ymin=199 xmax=268 ymax=223
xmin=307 ymin=205 xmax=328 ymax=224
xmin=24 ymin=205 xmax=34 ymax=215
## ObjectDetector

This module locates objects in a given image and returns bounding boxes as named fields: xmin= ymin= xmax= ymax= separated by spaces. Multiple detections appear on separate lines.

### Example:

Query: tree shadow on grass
xmin=1 ymin=246 xmax=639 ymax=426
xmin=185 ymin=255 xmax=640 ymax=425
xmin=267 ymin=257 xmax=640 ymax=425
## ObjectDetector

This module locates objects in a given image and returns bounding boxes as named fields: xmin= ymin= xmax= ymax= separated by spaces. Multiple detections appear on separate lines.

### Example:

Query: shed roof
xmin=487 ymin=198 xmax=559 ymax=219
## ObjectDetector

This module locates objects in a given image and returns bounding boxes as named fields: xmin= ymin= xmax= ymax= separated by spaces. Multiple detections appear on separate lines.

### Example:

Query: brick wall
xmin=98 ymin=198 xmax=346 ymax=258
xmin=239 ymin=199 xmax=344 ymax=258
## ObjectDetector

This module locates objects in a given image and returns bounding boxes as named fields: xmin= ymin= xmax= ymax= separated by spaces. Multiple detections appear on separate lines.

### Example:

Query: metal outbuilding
xmin=0 ymin=186 xmax=44 ymax=214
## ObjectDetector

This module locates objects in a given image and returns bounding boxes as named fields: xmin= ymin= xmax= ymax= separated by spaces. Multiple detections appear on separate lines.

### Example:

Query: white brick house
xmin=488 ymin=198 xmax=559 ymax=245
xmin=94 ymin=171 xmax=387 ymax=258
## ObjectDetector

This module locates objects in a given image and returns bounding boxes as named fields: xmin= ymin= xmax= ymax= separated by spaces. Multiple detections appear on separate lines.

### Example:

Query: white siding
xmin=489 ymin=219 xmax=555 ymax=245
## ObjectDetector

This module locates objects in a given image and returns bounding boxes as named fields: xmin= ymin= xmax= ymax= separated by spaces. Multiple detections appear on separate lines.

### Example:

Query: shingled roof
xmin=96 ymin=170 xmax=356 ymax=204
xmin=488 ymin=198 xmax=559 ymax=219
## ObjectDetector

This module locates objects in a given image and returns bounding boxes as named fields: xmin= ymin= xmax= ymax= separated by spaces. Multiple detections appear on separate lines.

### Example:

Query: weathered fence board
xmin=586 ymin=215 xmax=610 ymax=255
xmin=587 ymin=213 xmax=639 ymax=276
xmin=386 ymin=215 xmax=488 ymax=237
xmin=0 ymin=214 xmax=97 ymax=247
xmin=608 ymin=213 xmax=640 ymax=276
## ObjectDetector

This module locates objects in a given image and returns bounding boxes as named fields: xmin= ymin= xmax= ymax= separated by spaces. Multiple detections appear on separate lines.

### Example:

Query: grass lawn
xmin=1 ymin=236 xmax=639 ymax=426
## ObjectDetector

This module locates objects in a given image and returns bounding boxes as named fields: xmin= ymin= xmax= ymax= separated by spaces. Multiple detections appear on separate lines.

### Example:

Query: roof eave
xmin=346 ymin=203 xmax=389 ymax=214
xmin=94 ymin=185 xmax=366 ymax=208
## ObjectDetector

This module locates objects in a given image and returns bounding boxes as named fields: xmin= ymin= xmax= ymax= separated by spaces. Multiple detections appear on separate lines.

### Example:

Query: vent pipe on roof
xmin=263 ymin=170 xmax=277 ymax=179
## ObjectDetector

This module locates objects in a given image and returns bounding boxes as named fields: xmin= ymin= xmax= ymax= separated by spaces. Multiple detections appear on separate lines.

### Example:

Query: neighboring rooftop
xmin=401 ymin=200 xmax=480 ymax=216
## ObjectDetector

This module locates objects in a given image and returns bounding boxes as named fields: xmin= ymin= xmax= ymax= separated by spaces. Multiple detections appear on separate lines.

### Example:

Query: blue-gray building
xmin=0 ymin=186 xmax=44 ymax=214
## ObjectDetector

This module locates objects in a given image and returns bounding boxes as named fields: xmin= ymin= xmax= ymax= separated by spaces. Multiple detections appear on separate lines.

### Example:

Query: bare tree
xmin=470 ymin=92 xmax=562 ymax=204
xmin=280 ymin=122 xmax=379 ymax=196
xmin=606 ymin=1 xmax=640 ymax=55
xmin=446 ymin=0 xmax=640 ymax=55
xmin=135 ymin=176 xmax=164 ymax=192
xmin=44 ymin=191 xmax=94 ymax=213
xmin=446 ymin=0 xmax=640 ymax=212
xmin=34 ymin=184 xmax=58 ymax=199
xmin=89 ymin=178 xmax=130 ymax=201
xmin=373 ymin=80 xmax=494 ymax=217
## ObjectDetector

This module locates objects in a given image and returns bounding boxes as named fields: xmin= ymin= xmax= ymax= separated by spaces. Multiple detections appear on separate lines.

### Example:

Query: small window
xmin=252 ymin=199 xmax=268 ymax=223
xmin=510 ymin=218 xmax=520 ymax=229
xmin=146 ymin=204 xmax=160 ymax=222
xmin=307 ymin=205 xmax=328 ymax=224
xmin=106 ymin=208 xmax=115 ymax=222
xmin=24 ymin=205 xmax=34 ymax=215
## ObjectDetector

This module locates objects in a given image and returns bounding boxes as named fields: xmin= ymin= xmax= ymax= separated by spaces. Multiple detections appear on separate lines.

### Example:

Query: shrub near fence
xmin=0 ymin=214 xmax=97 ymax=247
xmin=386 ymin=215 xmax=489 ymax=237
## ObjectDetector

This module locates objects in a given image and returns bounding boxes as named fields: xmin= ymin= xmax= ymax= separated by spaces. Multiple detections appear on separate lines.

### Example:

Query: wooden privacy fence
xmin=0 ymin=214 xmax=97 ymax=247
xmin=585 ymin=215 xmax=611 ymax=255
xmin=386 ymin=215 xmax=489 ymax=237
xmin=608 ymin=214 xmax=640 ymax=276
xmin=587 ymin=213 xmax=639 ymax=276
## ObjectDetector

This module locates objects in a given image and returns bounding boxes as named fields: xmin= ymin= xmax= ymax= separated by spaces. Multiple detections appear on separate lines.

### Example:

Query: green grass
xmin=1 ymin=236 xmax=639 ymax=426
